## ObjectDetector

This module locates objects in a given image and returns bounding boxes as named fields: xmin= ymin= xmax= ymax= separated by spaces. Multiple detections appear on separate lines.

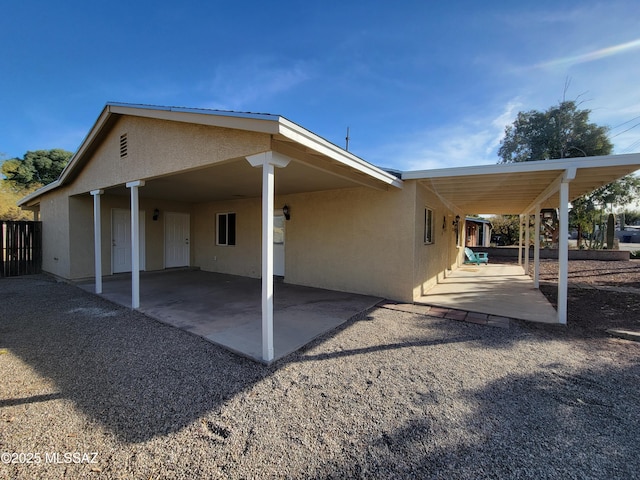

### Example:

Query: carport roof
xmin=402 ymin=154 xmax=640 ymax=215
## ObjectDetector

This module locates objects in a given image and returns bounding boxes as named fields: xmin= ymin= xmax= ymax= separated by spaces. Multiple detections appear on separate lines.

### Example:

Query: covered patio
xmin=417 ymin=263 xmax=557 ymax=323
xmin=405 ymin=153 xmax=640 ymax=325
xmin=79 ymin=269 xmax=381 ymax=363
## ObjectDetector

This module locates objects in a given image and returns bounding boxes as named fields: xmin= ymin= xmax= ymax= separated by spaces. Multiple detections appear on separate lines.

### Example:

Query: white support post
xmin=518 ymin=214 xmax=524 ymax=266
xmin=126 ymin=180 xmax=145 ymax=309
xmin=90 ymin=189 xmax=104 ymax=294
xmin=534 ymin=205 xmax=541 ymax=288
xmin=557 ymin=168 xmax=575 ymax=324
xmin=524 ymin=214 xmax=530 ymax=275
xmin=246 ymin=151 xmax=290 ymax=362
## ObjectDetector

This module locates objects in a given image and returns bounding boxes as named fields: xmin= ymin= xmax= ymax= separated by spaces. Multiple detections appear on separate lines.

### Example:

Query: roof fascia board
xmin=18 ymin=105 xmax=114 ymax=206
xmin=277 ymin=118 xmax=403 ymax=189
xmin=107 ymin=103 xmax=281 ymax=135
xmin=17 ymin=180 xmax=61 ymax=207
xmin=402 ymin=153 xmax=640 ymax=180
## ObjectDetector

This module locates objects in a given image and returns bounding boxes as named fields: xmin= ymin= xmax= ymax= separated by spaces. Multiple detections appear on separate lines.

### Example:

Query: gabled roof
xmin=19 ymin=103 xmax=402 ymax=206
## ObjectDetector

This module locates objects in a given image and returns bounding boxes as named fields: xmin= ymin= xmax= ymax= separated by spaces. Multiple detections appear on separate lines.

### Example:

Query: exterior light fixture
xmin=283 ymin=204 xmax=291 ymax=221
xmin=453 ymin=215 xmax=461 ymax=245
xmin=153 ymin=208 xmax=160 ymax=221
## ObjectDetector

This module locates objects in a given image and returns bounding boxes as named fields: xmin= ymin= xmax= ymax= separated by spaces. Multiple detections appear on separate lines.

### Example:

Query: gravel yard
xmin=1 ymin=268 xmax=639 ymax=479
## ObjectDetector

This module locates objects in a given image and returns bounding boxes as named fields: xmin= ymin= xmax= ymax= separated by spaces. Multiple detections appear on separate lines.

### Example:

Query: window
xmin=216 ymin=213 xmax=236 ymax=246
xmin=424 ymin=207 xmax=434 ymax=244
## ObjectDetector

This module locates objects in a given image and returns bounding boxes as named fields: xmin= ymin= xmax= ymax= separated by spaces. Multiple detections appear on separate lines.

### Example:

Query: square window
xmin=216 ymin=213 xmax=236 ymax=246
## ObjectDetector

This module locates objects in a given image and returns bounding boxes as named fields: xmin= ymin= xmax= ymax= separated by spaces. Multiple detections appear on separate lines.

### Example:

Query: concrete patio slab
xmin=79 ymin=269 xmax=381 ymax=362
xmin=417 ymin=263 xmax=558 ymax=324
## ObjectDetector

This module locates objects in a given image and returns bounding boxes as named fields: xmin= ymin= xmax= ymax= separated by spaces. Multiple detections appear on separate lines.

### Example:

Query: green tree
xmin=489 ymin=215 xmax=520 ymax=246
xmin=1 ymin=149 xmax=72 ymax=190
xmin=498 ymin=99 xmax=640 ymax=248
xmin=498 ymin=100 xmax=612 ymax=163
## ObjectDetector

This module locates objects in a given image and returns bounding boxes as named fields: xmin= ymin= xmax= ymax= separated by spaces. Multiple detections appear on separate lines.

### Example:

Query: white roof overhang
xmin=402 ymin=154 xmax=640 ymax=215
xmin=18 ymin=103 xmax=402 ymax=207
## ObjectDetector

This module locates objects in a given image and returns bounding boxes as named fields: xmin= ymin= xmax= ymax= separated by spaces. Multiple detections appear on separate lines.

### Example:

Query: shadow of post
xmin=0 ymin=276 xmax=272 ymax=444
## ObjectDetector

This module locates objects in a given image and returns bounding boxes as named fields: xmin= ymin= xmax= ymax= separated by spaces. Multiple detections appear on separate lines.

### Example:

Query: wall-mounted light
xmin=283 ymin=204 xmax=291 ymax=221
xmin=453 ymin=215 xmax=461 ymax=244
xmin=153 ymin=208 xmax=160 ymax=221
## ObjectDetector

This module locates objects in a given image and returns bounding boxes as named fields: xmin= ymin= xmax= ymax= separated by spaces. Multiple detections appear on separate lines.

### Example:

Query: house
xmin=19 ymin=103 xmax=640 ymax=361
xmin=465 ymin=217 xmax=492 ymax=248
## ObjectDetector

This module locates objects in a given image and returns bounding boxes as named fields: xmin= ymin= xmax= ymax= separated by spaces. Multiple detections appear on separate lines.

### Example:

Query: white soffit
xmin=403 ymin=154 xmax=640 ymax=215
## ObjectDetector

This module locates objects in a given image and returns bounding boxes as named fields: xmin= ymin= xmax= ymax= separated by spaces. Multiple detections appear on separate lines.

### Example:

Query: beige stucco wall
xmin=412 ymin=182 xmax=464 ymax=300
xmin=282 ymin=186 xmax=416 ymax=301
xmin=189 ymin=182 xmax=468 ymax=302
xmin=191 ymin=185 xmax=417 ymax=301
xmin=73 ymin=194 xmax=193 ymax=279
xmin=38 ymin=187 xmax=72 ymax=278
xmin=193 ymin=198 xmax=262 ymax=278
xmin=67 ymin=116 xmax=271 ymax=196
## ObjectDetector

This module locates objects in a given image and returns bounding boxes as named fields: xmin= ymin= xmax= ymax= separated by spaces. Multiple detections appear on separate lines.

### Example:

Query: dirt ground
xmin=498 ymin=257 xmax=640 ymax=338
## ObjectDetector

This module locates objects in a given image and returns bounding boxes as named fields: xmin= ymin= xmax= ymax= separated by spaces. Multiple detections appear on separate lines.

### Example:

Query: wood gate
xmin=0 ymin=221 xmax=42 ymax=277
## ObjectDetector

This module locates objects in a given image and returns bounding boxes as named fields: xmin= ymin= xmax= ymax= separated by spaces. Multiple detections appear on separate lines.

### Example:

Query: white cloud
xmin=366 ymin=100 xmax=523 ymax=171
xmin=199 ymin=56 xmax=312 ymax=111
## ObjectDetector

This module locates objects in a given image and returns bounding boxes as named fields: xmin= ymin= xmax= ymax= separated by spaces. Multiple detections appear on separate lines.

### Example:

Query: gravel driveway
xmin=1 ymin=274 xmax=639 ymax=479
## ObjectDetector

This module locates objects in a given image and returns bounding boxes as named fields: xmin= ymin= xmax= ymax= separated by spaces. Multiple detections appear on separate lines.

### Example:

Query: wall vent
xmin=119 ymin=133 xmax=128 ymax=158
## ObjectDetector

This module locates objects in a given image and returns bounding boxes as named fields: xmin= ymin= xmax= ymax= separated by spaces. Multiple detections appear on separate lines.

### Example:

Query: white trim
xmin=402 ymin=153 xmax=640 ymax=180
xmin=246 ymin=151 xmax=291 ymax=363
xmin=91 ymin=190 xmax=103 ymax=294
xmin=129 ymin=182 xmax=144 ymax=309
xmin=277 ymin=118 xmax=403 ymax=188
xmin=524 ymin=214 xmax=530 ymax=274
xmin=557 ymin=180 xmax=570 ymax=324
xmin=534 ymin=206 xmax=541 ymax=288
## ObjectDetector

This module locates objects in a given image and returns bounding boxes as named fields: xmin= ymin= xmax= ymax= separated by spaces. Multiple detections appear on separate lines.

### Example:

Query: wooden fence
xmin=0 ymin=221 xmax=42 ymax=277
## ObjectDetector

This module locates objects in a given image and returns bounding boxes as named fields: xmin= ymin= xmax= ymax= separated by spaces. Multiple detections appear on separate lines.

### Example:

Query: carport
xmin=79 ymin=269 xmax=381 ymax=363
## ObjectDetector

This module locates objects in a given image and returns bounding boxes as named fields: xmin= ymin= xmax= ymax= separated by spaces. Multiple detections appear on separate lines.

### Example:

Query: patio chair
xmin=464 ymin=247 xmax=489 ymax=265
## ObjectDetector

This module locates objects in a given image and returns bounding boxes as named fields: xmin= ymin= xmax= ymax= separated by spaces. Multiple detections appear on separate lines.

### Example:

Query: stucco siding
xmin=67 ymin=116 xmax=271 ymax=196
xmin=190 ymin=185 xmax=415 ymax=301
xmin=193 ymin=198 xmax=262 ymax=278
xmin=412 ymin=182 xmax=462 ymax=300
xmin=39 ymin=188 xmax=71 ymax=278
xmin=282 ymin=186 xmax=415 ymax=301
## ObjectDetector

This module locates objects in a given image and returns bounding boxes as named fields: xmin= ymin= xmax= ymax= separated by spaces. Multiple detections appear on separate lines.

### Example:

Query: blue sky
xmin=2 ymin=0 xmax=640 ymax=171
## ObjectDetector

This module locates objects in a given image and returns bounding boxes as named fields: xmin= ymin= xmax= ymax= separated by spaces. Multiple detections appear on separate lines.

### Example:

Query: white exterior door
xmin=273 ymin=213 xmax=285 ymax=276
xmin=111 ymin=209 xmax=145 ymax=273
xmin=165 ymin=212 xmax=190 ymax=268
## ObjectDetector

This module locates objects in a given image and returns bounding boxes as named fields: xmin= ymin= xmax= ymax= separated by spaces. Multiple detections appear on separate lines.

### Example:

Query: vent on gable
xmin=119 ymin=133 xmax=128 ymax=158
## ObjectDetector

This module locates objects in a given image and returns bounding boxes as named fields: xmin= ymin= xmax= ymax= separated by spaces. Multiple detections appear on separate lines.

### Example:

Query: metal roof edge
xmin=106 ymin=102 xmax=281 ymax=122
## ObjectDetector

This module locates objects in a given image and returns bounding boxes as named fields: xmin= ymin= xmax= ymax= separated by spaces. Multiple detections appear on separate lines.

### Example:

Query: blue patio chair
xmin=464 ymin=247 xmax=489 ymax=265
